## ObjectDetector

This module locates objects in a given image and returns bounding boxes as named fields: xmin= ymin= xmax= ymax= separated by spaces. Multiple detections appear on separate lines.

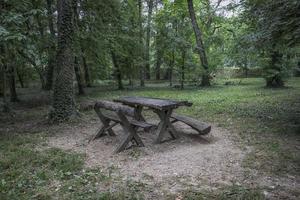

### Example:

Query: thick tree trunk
xmin=45 ymin=0 xmax=57 ymax=90
xmin=187 ymin=0 xmax=210 ymax=86
xmin=74 ymin=56 xmax=85 ymax=95
xmin=8 ymin=65 xmax=19 ymax=102
xmin=111 ymin=51 xmax=124 ymax=90
xmin=49 ymin=0 xmax=76 ymax=122
xmin=145 ymin=0 xmax=153 ymax=80
xmin=138 ymin=0 xmax=145 ymax=87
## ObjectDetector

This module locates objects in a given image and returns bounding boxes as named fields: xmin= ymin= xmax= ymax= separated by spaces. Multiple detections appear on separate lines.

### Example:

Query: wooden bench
xmin=92 ymin=100 xmax=155 ymax=153
xmin=171 ymin=113 xmax=211 ymax=135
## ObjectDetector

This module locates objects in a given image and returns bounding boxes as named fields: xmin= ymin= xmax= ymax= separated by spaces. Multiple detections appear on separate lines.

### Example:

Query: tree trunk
xmin=81 ymin=48 xmax=91 ymax=87
xmin=296 ymin=61 xmax=300 ymax=77
xmin=155 ymin=51 xmax=162 ymax=80
xmin=187 ymin=0 xmax=210 ymax=86
xmin=16 ymin=68 xmax=24 ymax=88
xmin=111 ymin=51 xmax=124 ymax=90
xmin=8 ymin=65 xmax=19 ymax=102
xmin=45 ymin=0 xmax=57 ymax=90
xmin=169 ymin=51 xmax=175 ymax=87
xmin=17 ymin=50 xmax=46 ymax=89
xmin=181 ymin=50 xmax=186 ymax=90
xmin=154 ymin=0 xmax=162 ymax=80
xmin=49 ymin=0 xmax=77 ymax=122
xmin=145 ymin=0 xmax=153 ymax=80
xmin=74 ymin=56 xmax=85 ymax=95
xmin=138 ymin=0 xmax=145 ymax=87
xmin=244 ymin=66 xmax=248 ymax=78
xmin=1 ymin=65 xmax=10 ymax=112
xmin=266 ymin=50 xmax=284 ymax=87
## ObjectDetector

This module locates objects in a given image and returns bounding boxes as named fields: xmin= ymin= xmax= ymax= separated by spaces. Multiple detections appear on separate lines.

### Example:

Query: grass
xmin=1 ymin=77 xmax=299 ymax=199
xmin=85 ymin=78 xmax=300 ymax=175
xmin=0 ymin=133 xmax=144 ymax=200
xmin=177 ymin=184 xmax=265 ymax=200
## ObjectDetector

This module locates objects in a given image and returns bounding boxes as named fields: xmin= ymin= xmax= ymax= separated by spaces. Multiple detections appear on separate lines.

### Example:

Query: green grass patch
xmin=170 ymin=184 xmax=265 ymax=200
xmin=0 ymin=133 xmax=143 ymax=200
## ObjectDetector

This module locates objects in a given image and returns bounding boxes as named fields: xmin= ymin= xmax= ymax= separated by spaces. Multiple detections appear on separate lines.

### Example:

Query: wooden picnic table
xmin=114 ymin=96 xmax=192 ymax=143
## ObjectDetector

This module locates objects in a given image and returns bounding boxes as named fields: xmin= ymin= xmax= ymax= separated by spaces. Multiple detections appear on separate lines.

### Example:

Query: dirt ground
xmin=43 ymin=110 xmax=300 ymax=200
xmin=1 ymin=101 xmax=299 ymax=199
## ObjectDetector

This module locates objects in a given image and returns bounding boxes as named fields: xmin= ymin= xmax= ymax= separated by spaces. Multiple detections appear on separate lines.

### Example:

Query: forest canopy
xmin=1 ymin=0 xmax=299 ymax=120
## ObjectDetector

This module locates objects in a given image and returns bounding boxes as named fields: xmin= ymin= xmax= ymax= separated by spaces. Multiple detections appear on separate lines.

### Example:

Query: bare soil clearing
xmin=46 ymin=113 xmax=245 ymax=190
xmin=1 ymin=102 xmax=299 ymax=199
xmin=43 ymin=111 xmax=299 ymax=199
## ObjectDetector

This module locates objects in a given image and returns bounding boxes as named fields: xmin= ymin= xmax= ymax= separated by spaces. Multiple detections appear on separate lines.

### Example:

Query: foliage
xmin=239 ymin=0 xmax=300 ymax=86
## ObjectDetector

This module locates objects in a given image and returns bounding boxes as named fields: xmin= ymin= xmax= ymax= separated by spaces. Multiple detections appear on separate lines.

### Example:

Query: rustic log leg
xmin=134 ymin=105 xmax=146 ymax=121
xmin=93 ymin=126 xmax=106 ymax=139
xmin=167 ymin=123 xmax=179 ymax=139
xmin=155 ymin=109 xmax=179 ymax=143
xmin=115 ymin=111 xmax=144 ymax=153
xmin=94 ymin=107 xmax=116 ymax=138
xmin=155 ymin=115 xmax=168 ymax=143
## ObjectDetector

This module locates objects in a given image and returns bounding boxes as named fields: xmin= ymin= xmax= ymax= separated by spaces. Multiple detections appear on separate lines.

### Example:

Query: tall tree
xmin=8 ymin=63 xmax=19 ymax=102
xmin=145 ymin=0 xmax=154 ymax=79
xmin=111 ymin=51 xmax=124 ymax=90
xmin=242 ymin=0 xmax=300 ymax=87
xmin=187 ymin=0 xmax=210 ymax=86
xmin=49 ymin=0 xmax=77 ymax=122
xmin=44 ymin=0 xmax=56 ymax=90
xmin=138 ymin=0 xmax=145 ymax=86
xmin=73 ymin=0 xmax=85 ymax=95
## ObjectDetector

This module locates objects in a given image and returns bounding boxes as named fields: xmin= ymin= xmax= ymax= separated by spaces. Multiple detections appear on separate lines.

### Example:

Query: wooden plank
xmin=114 ymin=96 xmax=191 ymax=110
xmin=171 ymin=113 xmax=211 ymax=135
xmin=94 ymin=100 xmax=135 ymax=117
xmin=103 ymin=113 xmax=154 ymax=129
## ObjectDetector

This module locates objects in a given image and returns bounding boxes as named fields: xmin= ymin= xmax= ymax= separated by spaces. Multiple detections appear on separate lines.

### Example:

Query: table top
xmin=114 ymin=96 xmax=192 ymax=110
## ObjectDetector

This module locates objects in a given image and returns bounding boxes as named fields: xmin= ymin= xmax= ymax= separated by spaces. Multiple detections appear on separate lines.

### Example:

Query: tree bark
xmin=111 ymin=51 xmax=124 ymax=90
xmin=1 ymin=65 xmax=10 ymax=112
xmin=17 ymin=50 xmax=46 ymax=89
xmin=16 ymin=68 xmax=24 ymax=88
xmin=44 ymin=0 xmax=57 ymax=90
xmin=8 ymin=65 xmax=19 ymax=102
xmin=155 ymin=50 xmax=162 ymax=80
xmin=81 ymin=48 xmax=91 ymax=87
xmin=187 ymin=0 xmax=210 ymax=86
xmin=266 ymin=50 xmax=284 ymax=87
xmin=169 ymin=51 xmax=175 ymax=87
xmin=181 ymin=49 xmax=186 ymax=90
xmin=145 ymin=0 xmax=154 ymax=80
xmin=154 ymin=1 xmax=162 ymax=80
xmin=74 ymin=56 xmax=85 ymax=95
xmin=138 ymin=0 xmax=145 ymax=87
xmin=49 ymin=0 xmax=77 ymax=122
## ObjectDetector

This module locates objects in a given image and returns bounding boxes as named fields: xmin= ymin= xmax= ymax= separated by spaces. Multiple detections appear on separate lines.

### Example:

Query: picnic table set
xmin=91 ymin=96 xmax=211 ymax=153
